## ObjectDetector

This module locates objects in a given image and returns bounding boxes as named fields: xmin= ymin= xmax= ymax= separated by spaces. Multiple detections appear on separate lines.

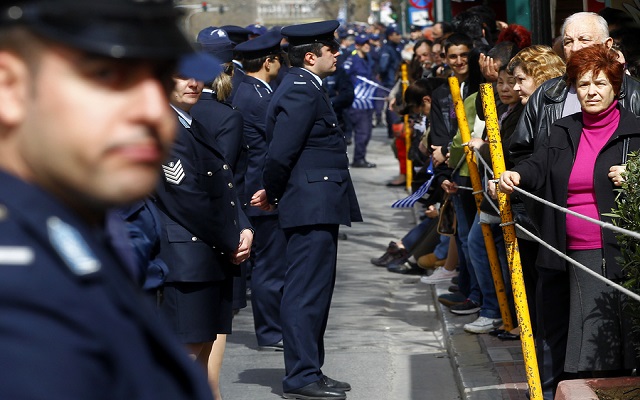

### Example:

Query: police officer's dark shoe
xmin=321 ymin=375 xmax=351 ymax=391
xmin=351 ymin=159 xmax=376 ymax=168
xmin=283 ymin=380 xmax=346 ymax=399
xmin=258 ymin=340 xmax=284 ymax=351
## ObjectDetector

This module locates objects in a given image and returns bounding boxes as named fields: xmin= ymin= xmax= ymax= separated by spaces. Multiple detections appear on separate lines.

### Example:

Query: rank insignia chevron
xmin=162 ymin=159 xmax=185 ymax=185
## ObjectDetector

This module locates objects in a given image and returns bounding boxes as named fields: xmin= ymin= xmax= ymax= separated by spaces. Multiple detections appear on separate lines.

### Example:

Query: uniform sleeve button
xmin=191 ymin=237 xmax=198 ymax=242
xmin=323 ymin=176 xmax=329 ymax=181
xmin=223 ymin=164 xmax=229 ymax=170
xmin=207 ymin=171 xmax=213 ymax=176
xmin=231 ymin=201 xmax=236 ymax=207
xmin=228 ymin=182 xmax=234 ymax=189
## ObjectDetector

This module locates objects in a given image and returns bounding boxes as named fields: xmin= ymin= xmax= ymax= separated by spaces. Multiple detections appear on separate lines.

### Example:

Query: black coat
xmin=232 ymin=75 xmax=274 ymax=217
xmin=509 ymin=74 xmax=640 ymax=164
xmin=190 ymin=91 xmax=248 ymax=205
xmin=512 ymin=106 xmax=640 ymax=278
xmin=155 ymin=117 xmax=251 ymax=282
xmin=263 ymin=67 xmax=362 ymax=229
xmin=0 ymin=172 xmax=213 ymax=400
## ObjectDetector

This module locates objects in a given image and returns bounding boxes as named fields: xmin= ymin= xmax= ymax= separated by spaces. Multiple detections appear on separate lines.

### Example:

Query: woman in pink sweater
xmin=500 ymin=44 xmax=639 ymax=382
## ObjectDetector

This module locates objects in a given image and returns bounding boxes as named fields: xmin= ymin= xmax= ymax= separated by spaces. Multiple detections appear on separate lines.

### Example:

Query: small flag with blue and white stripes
xmin=391 ymin=161 xmax=434 ymax=208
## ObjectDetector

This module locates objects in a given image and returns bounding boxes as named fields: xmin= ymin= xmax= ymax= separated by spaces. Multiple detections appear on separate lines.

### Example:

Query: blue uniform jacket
xmin=154 ymin=118 xmax=251 ymax=282
xmin=0 ymin=171 xmax=213 ymax=400
xmin=232 ymin=74 xmax=275 ymax=218
xmin=263 ymin=67 xmax=362 ymax=229
xmin=190 ymin=91 xmax=248 ymax=207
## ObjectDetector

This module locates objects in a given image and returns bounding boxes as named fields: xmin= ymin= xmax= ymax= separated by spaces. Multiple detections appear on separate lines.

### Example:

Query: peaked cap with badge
xmin=197 ymin=26 xmax=234 ymax=63
xmin=234 ymin=29 xmax=282 ymax=60
xmin=220 ymin=25 xmax=251 ymax=45
xmin=0 ymin=0 xmax=192 ymax=59
xmin=281 ymin=20 xmax=340 ymax=48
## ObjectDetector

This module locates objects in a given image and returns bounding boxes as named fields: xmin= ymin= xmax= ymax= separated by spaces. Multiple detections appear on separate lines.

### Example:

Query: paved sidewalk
xmin=219 ymin=126 xmax=531 ymax=399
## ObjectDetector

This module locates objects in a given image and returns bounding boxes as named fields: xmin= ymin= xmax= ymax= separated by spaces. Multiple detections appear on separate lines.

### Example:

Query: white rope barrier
xmin=515 ymin=223 xmax=640 ymax=303
xmin=465 ymin=147 xmax=640 ymax=302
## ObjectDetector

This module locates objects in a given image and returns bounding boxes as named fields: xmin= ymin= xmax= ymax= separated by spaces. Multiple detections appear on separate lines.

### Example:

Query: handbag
xmin=437 ymin=195 xmax=457 ymax=236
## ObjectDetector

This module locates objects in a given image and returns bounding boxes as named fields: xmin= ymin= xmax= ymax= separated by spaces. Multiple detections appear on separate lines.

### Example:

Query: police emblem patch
xmin=163 ymin=159 xmax=186 ymax=185
xmin=47 ymin=217 xmax=101 ymax=275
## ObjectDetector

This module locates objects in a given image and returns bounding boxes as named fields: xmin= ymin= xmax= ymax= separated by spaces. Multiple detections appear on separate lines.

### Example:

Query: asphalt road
xmin=219 ymin=126 xmax=461 ymax=400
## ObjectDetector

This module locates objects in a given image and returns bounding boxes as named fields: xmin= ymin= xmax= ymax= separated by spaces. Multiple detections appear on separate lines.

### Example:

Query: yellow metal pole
xmin=479 ymin=82 xmax=542 ymax=400
xmin=401 ymin=64 xmax=413 ymax=192
xmin=447 ymin=77 xmax=514 ymax=333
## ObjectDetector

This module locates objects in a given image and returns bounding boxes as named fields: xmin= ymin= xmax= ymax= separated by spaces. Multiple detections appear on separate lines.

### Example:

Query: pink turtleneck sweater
xmin=566 ymin=100 xmax=619 ymax=250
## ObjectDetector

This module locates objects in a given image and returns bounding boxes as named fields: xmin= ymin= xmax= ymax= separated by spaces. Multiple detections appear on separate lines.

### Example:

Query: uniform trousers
xmin=250 ymin=215 xmax=287 ymax=346
xmin=349 ymin=108 xmax=374 ymax=163
xmin=281 ymin=224 xmax=339 ymax=392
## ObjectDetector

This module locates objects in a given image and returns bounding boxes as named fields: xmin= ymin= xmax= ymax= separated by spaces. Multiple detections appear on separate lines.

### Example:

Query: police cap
xmin=197 ymin=27 xmax=234 ymax=63
xmin=0 ymin=0 xmax=192 ymax=59
xmin=234 ymin=30 xmax=282 ymax=60
xmin=281 ymin=20 xmax=340 ymax=48
xmin=177 ymin=52 xmax=222 ymax=82
xmin=220 ymin=25 xmax=251 ymax=45
xmin=246 ymin=23 xmax=267 ymax=37
xmin=355 ymin=33 xmax=369 ymax=45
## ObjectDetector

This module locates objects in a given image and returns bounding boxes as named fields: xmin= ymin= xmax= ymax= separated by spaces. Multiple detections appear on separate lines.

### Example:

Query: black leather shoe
xmin=488 ymin=328 xmax=506 ymax=337
xmin=387 ymin=261 xmax=422 ymax=275
xmin=497 ymin=332 xmax=520 ymax=341
xmin=283 ymin=381 xmax=346 ymax=399
xmin=321 ymin=375 xmax=351 ymax=391
xmin=351 ymin=159 xmax=376 ymax=168
xmin=370 ymin=241 xmax=404 ymax=267
xmin=258 ymin=340 xmax=284 ymax=351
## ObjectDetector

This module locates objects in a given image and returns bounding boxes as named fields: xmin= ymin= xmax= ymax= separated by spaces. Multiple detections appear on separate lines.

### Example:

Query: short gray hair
xmin=561 ymin=12 xmax=609 ymax=41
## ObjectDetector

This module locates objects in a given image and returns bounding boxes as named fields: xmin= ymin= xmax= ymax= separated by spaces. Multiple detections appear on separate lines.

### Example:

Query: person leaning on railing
xmin=499 ymin=44 xmax=639 ymax=383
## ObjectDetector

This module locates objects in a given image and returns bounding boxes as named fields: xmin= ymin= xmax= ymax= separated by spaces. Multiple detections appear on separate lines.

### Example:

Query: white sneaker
xmin=464 ymin=316 xmax=503 ymax=334
xmin=420 ymin=267 xmax=458 ymax=284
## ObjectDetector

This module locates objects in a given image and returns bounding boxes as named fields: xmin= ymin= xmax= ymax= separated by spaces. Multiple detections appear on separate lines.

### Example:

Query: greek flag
xmin=391 ymin=162 xmax=434 ymax=208
xmin=352 ymin=76 xmax=378 ymax=109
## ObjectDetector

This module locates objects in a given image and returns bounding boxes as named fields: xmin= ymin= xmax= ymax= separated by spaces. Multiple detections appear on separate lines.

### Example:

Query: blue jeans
xmin=467 ymin=213 xmax=510 ymax=319
xmin=452 ymin=183 xmax=478 ymax=302
xmin=433 ymin=235 xmax=450 ymax=260
xmin=401 ymin=216 xmax=436 ymax=251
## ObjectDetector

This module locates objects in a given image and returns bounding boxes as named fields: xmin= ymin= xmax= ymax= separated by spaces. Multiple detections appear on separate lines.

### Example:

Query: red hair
xmin=497 ymin=24 xmax=532 ymax=50
xmin=566 ymin=44 xmax=624 ymax=96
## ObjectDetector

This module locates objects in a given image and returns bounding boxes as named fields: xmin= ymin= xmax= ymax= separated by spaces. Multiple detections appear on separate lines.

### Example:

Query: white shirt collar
xmin=253 ymin=77 xmax=272 ymax=92
xmin=170 ymin=104 xmax=192 ymax=127
xmin=300 ymin=68 xmax=323 ymax=86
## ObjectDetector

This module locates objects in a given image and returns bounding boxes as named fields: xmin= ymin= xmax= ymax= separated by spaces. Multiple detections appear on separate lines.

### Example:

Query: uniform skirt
xmin=565 ymin=249 xmax=637 ymax=373
xmin=159 ymin=276 xmax=233 ymax=344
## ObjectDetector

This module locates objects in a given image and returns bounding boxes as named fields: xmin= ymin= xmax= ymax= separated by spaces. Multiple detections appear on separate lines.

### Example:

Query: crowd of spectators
xmin=361 ymin=6 xmax=640 ymax=400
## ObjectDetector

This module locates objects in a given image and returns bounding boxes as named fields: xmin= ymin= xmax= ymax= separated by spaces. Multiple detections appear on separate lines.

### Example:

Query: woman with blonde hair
xmin=507 ymin=45 xmax=566 ymax=105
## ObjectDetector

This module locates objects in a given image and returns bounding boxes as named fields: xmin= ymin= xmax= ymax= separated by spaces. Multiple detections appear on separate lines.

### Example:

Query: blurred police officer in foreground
xmin=0 ymin=0 xmax=215 ymax=398
xmin=233 ymin=30 xmax=287 ymax=351
xmin=251 ymin=20 xmax=362 ymax=400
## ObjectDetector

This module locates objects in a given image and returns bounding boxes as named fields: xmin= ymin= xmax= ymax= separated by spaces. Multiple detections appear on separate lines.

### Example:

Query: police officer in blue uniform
xmin=251 ymin=20 xmax=362 ymax=400
xmin=233 ymin=30 xmax=287 ymax=351
xmin=219 ymin=25 xmax=251 ymax=103
xmin=192 ymin=27 xmax=250 ymax=320
xmin=0 ymin=0 xmax=218 ymax=398
xmin=154 ymin=64 xmax=253 ymax=396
